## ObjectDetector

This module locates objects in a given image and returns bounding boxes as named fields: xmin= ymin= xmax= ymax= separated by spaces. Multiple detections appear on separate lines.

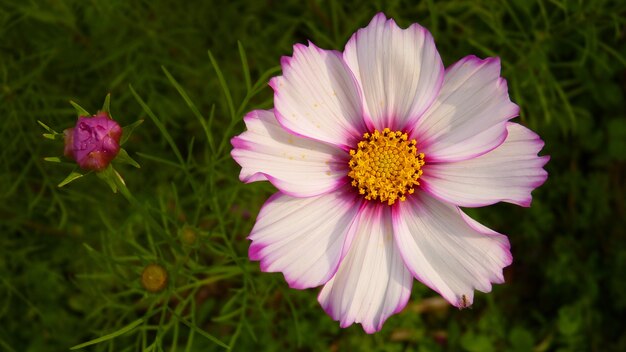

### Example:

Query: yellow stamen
xmin=348 ymin=128 xmax=425 ymax=205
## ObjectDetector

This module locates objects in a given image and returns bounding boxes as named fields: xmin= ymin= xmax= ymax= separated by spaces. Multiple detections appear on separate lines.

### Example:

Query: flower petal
xmin=248 ymin=190 xmax=361 ymax=289
xmin=343 ymin=13 xmax=444 ymax=131
xmin=231 ymin=110 xmax=349 ymax=197
xmin=421 ymin=122 xmax=549 ymax=207
xmin=413 ymin=55 xmax=519 ymax=162
xmin=271 ymin=42 xmax=366 ymax=148
xmin=318 ymin=204 xmax=413 ymax=333
xmin=392 ymin=192 xmax=512 ymax=307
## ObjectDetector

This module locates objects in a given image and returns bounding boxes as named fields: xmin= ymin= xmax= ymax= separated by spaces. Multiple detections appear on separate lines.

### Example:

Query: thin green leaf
xmin=44 ymin=156 xmax=61 ymax=162
xmin=70 ymin=318 xmax=144 ymax=350
xmin=37 ymin=120 xmax=57 ymax=133
xmin=161 ymin=66 xmax=214 ymax=151
xmin=58 ymin=170 xmax=84 ymax=187
xmin=120 ymin=119 xmax=144 ymax=145
xmin=101 ymin=93 xmax=111 ymax=114
xmin=69 ymin=100 xmax=90 ymax=117
xmin=237 ymin=41 xmax=252 ymax=92
xmin=136 ymin=152 xmax=183 ymax=169
xmin=212 ymin=307 xmax=242 ymax=323
xmin=82 ymin=243 xmax=95 ymax=252
xmin=173 ymin=310 xmax=229 ymax=349
xmin=114 ymin=148 xmax=140 ymax=168
xmin=112 ymin=167 xmax=133 ymax=201
xmin=208 ymin=50 xmax=236 ymax=120
xmin=129 ymin=84 xmax=185 ymax=165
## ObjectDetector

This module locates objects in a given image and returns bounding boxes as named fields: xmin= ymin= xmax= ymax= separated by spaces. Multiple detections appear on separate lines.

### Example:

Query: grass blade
xmin=70 ymin=318 xmax=144 ymax=350
xmin=208 ymin=50 xmax=236 ymax=121
xmin=129 ymin=84 xmax=185 ymax=166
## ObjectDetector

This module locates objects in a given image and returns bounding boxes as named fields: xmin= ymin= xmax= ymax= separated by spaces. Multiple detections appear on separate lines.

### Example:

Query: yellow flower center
xmin=348 ymin=128 xmax=425 ymax=205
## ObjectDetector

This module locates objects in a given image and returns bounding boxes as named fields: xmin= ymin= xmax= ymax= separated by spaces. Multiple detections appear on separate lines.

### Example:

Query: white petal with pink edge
xmin=248 ymin=190 xmax=361 ymax=289
xmin=343 ymin=13 xmax=444 ymax=132
xmin=231 ymin=110 xmax=349 ymax=198
xmin=421 ymin=122 xmax=549 ymax=207
xmin=318 ymin=204 xmax=412 ymax=333
xmin=271 ymin=42 xmax=366 ymax=148
xmin=413 ymin=55 xmax=519 ymax=162
xmin=392 ymin=193 xmax=512 ymax=308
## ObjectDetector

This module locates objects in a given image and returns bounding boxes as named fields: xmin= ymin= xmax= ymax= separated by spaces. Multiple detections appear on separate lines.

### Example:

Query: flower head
xmin=231 ymin=13 xmax=548 ymax=333
xmin=141 ymin=263 xmax=168 ymax=293
xmin=64 ymin=111 xmax=122 ymax=171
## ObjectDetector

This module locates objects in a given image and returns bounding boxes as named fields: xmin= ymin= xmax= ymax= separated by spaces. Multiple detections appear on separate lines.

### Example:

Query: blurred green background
xmin=1 ymin=0 xmax=625 ymax=351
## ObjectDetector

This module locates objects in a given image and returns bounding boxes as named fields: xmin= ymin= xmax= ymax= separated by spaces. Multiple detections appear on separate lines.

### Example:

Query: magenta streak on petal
xmin=457 ymin=209 xmax=513 ymax=270
xmin=315 ymin=199 xmax=371 ymax=319
xmin=391 ymin=196 xmax=512 ymax=307
xmin=265 ymin=173 xmax=347 ymax=198
xmin=230 ymin=109 xmax=352 ymax=197
xmin=421 ymin=128 xmax=510 ymax=164
xmin=287 ymin=198 xmax=363 ymax=290
xmin=271 ymin=91 xmax=356 ymax=154
xmin=229 ymin=135 xmax=250 ymax=150
xmin=230 ymin=142 xmax=349 ymax=198
xmin=421 ymin=179 xmax=523 ymax=208
xmin=390 ymin=203 xmax=448 ymax=301
xmin=318 ymin=202 xmax=413 ymax=333
xmin=346 ymin=13 xmax=444 ymax=134
xmin=438 ymin=55 xmax=500 ymax=81
xmin=269 ymin=77 xmax=351 ymax=149
xmin=531 ymin=156 xmax=550 ymax=188
xmin=348 ymin=18 xmax=375 ymax=135
xmin=338 ymin=198 xmax=369 ymax=259
xmin=318 ymin=280 xmax=342 ymax=321
xmin=418 ymin=181 xmax=506 ymax=208
xmin=280 ymin=55 xmax=292 ymax=67
xmin=419 ymin=176 xmax=536 ymax=208
xmin=271 ymin=40 xmax=366 ymax=151
xmin=420 ymin=122 xmax=549 ymax=208
xmin=399 ymin=22 xmax=445 ymax=132
xmin=247 ymin=189 xmax=362 ymax=289
xmin=246 ymin=192 xmax=284 ymax=242
xmin=411 ymin=55 xmax=518 ymax=163
xmin=230 ymin=155 xmax=347 ymax=199
xmin=380 ymin=206 xmax=414 ymax=321
xmin=248 ymin=241 xmax=264 ymax=261
xmin=309 ymin=192 xmax=365 ymax=288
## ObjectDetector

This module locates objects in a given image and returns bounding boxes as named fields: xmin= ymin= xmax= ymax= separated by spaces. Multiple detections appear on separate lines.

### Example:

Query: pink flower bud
xmin=64 ymin=112 xmax=122 ymax=171
xmin=63 ymin=128 xmax=75 ymax=159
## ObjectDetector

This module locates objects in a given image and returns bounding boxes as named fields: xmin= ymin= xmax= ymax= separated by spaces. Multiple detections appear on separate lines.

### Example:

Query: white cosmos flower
xmin=231 ymin=13 xmax=548 ymax=333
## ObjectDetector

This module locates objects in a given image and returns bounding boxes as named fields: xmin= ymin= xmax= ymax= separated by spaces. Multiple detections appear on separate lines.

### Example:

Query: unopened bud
xmin=64 ymin=112 xmax=122 ymax=171
xmin=141 ymin=263 xmax=168 ymax=293
xmin=179 ymin=225 xmax=198 ymax=246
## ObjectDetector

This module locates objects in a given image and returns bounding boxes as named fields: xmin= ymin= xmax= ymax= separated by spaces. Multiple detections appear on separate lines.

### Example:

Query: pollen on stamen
xmin=348 ymin=128 xmax=425 ymax=205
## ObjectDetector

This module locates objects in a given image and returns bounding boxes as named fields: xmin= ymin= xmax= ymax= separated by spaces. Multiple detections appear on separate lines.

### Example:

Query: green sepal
xmin=114 ymin=148 xmax=140 ymax=168
xmin=37 ymin=120 xmax=58 ymax=133
xmin=58 ymin=170 xmax=86 ymax=187
xmin=69 ymin=100 xmax=90 ymax=117
xmin=96 ymin=164 xmax=132 ymax=198
xmin=101 ymin=93 xmax=111 ymax=114
xmin=96 ymin=165 xmax=119 ymax=193
xmin=120 ymin=119 xmax=144 ymax=145
xmin=38 ymin=120 xmax=60 ymax=140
